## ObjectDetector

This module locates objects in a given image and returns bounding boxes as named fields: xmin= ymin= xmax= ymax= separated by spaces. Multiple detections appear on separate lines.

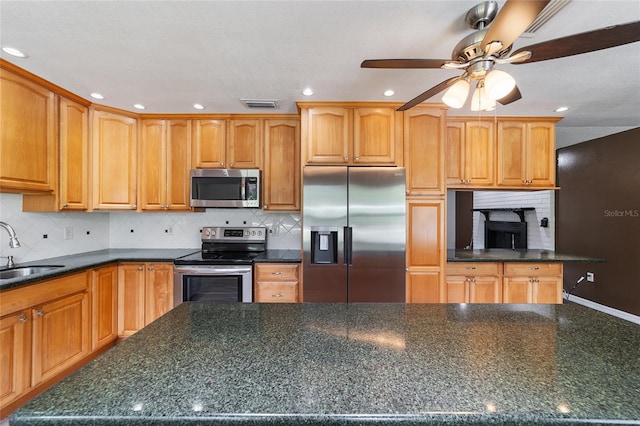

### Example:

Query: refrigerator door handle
xmin=343 ymin=226 xmax=353 ymax=265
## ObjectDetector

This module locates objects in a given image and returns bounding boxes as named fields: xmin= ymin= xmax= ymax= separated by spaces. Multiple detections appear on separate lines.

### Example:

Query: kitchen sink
xmin=0 ymin=265 xmax=65 ymax=280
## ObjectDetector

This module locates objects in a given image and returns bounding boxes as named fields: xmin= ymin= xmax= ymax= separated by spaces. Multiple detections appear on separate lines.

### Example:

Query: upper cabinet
xmin=299 ymin=103 xmax=402 ymax=166
xmin=497 ymin=119 xmax=556 ymax=188
xmin=0 ymin=67 xmax=57 ymax=193
xmin=192 ymin=118 xmax=261 ymax=169
xmin=139 ymin=119 xmax=191 ymax=211
xmin=91 ymin=109 xmax=138 ymax=210
xmin=446 ymin=117 xmax=559 ymax=190
xmin=404 ymin=106 xmax=446 ymax=196
xmin=263 ymin=119 xmax=300 ymax=211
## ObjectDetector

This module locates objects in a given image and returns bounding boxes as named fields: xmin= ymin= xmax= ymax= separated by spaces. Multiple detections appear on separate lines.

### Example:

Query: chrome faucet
xmin=0 ymin=221 xmax=21 ymax=248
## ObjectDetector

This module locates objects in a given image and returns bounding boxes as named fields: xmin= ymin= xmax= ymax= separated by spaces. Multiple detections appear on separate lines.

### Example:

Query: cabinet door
xmin=469 ymin=276 xmax=502 ymax=303
xmin=406 ymin=271 xmax=441 ymax=303
xmin=446 ymin=121 xmax=465 ymax=186
xmin=228 ymin=119 xmax=262 ymax=169
xmin=166 ymin=119 xmax=191 ymax=210
xmin=353 ymin=107 xmax=396 ymax=164
xmin=465 ymin=120 xmax=494 ymax=186
xmin=304 ymin=107 xmax=351 ymax=164
xmin=263 ymin=119 xmax=300 ymax=211
xmin=526 ymin=122 xmax=555 ymax=188
xmin=533 ymin=276 xmax=563 ymax=304
xmin=446 ymin=275 xmax=468 ymax=303
xmin=117 ymin=264 xmax=146 ymax=337
xmin=139 ymin=119 xmax=167 ymax=210
xmin=192 ymin=119 xmax=226 ymax=168
xmin=92 ymin=110 xmax=138 ymax=210
xmin=59 ymin=97 xmax=89 ymax=210
xmin=255 ymin=283 xmax=299 ymax=303
xmin=144 ymin=263 xmax=174 ymax=326
xmin=407 ymin=199 xmax=445 ymax=268
xmin=0 ymin=311 xmax=31 ymax=408
xmin=32 ymin=291 xmax=90 ymax=385
xmin=497 ymin=121 xmax=527 ymax=187
xmin=0 ymin=69 xmax=57 ymax=193
xmin=503 ymin=277 xmax=532 ymax=303
xmin=405 ymin=107 xmax=445 ymax=195
xmin=91 ymin=265 xmax=118 ymax=351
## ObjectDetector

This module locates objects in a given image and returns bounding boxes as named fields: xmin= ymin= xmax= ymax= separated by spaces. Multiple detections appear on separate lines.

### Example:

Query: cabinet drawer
xmin=447 ymin=262 xmax=500 ymax=276
xmin=255 ymin=282 xmax=298 ymax=303
xmin=255 ymin=264 xmax=299 ymax=282
xmin=0 ymin=272 xmax=89 ymax=317
xmin=504 ymin=263 xmax=563 ymax=276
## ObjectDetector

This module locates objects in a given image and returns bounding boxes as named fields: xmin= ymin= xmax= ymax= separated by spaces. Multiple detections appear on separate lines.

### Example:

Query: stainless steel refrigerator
xmin=302 ymin=166 xmax=406 ymax=302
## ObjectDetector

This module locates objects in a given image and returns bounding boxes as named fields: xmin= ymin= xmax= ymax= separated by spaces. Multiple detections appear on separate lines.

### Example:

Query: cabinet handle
xmin=132 ymin=205 xmax=137 ymax=210
xmin=220 ymin=162 xmax=224 ymax=167
xmin=354 ymin=157 xmax=360 ymax=161
xmin=271 ymin=294 xmax=285 ymax=298
xmin=148 ymin=266 xmax=154 ymax=271
xmin=465 ymin=266 xmax=476 ymax=270
xmin=528 ymin=267 xmax=540 ymax=270
xmin=18 ymin=314 xmax=27 ymax=323
xmin=343 ymin=156 xmax=348 ymax=162
xmin=62 ymin=203 xmax=69 ymax=208
xmin=36 ymin=310 xmax=45 ymax=317
xmin=230 ymin=162 xmax=234 ymax=167
xmin=271 ymin=271 xmax=284 ymax=275
xmin=138 ymin=266 xmax=144 ymax=271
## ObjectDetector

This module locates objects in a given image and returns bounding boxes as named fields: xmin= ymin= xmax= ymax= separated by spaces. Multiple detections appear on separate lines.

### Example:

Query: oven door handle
xmin=174 ymin=266 xmax=252 ymax=274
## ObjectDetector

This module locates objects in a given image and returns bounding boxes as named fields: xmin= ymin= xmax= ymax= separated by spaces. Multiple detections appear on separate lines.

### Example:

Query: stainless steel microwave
xmin=190 ymin=169 xmax=260 ymax=208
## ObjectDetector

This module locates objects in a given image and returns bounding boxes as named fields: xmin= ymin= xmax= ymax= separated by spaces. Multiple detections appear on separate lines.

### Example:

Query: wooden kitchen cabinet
xmin=406 ymin=198 xmax=446 ymax=302
xmin=192 ymin=118 xmax=261 ymax=169
xmin=228 ymin=119 xmax=262 ymax=169
xmin=300 ymin=103 xmax=401 ymax=165
xmin=263 ymin=119 xmax=300 ymax=211
xmin=91 ymin=109 xmax=138 ymax=210
xmin=0 ymin=311 xmax=31 ymax=411
xmin=503 ymin=262 xmax=563 ymax=304
xmin=139 ymin=119 xmax=191 ymax=211
xmin=91 ymin=265 xmax=118 ymax=351
xmin=254 ymin=263 xmax=300 ymax=303
xmin=23 ymin=96 xmax=90 ymax=212
xmin=192 ymin=118 xmax=227 ymax=168
xmin=0 ymin=67 xmax=57 ymax=193
xmin=118 ymin=262 xmax=174 ymax=337
xmin=497 ymin=119 xmax=557 ymax=188
xmin=446 ymin=262 xmax=502 ymax=303
xmin=446 ymin=118 xmax=495 ymax=187
xmin=404 ymin=106 xmax=446 ymax=196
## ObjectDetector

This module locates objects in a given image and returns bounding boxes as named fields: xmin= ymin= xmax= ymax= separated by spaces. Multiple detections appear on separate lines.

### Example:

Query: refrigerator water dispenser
xmin=310 ymin=227 xmax=338 ymax=264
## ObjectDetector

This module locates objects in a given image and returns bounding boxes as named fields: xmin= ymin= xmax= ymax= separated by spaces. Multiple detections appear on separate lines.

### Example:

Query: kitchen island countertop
xmin=10 ymin=302 xmax=640 ymax=425
xmin=447 ymin=248 xmax=605 ymax=263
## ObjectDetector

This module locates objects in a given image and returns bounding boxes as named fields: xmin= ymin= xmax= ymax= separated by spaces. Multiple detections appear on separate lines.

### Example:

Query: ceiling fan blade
xmin=511 ymin=21 xmax=640 ymax=64
xmin=481 ymin=0 xmax=550 ymax=53
xmin=361 ymin=59 xmax=449 ymax=69
xmin=397 ymin=76 xmax=461 ymax=111
xmin=497 ymin=85 xmax=522 ymax=105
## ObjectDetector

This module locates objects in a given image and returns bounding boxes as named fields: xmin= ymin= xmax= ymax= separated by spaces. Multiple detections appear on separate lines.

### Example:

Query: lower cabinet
xmin=91 ymin=265 xmax=118 ymax=351
xmin=503 ymin=263 xmax=563 ymax=304
xmin=0 ymin=271 xmax=90 ymax=415
xmin=406 ymin=271 xmax=442 ymax=303
xmin=118 ymin=262 xmax=174 ymax=337
xmin=446 ymin=262 xmax=502 ymax=303
xmin=254 ymin=263 xmax=300 ymax=302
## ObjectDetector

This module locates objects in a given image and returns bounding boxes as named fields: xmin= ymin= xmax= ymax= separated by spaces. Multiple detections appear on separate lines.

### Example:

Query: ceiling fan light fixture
xmin=484 ymin=69 xmax=516 ymax=100
xmin=470 ymin=81 xmax=496 ymax=112
xmin=442 ymin=79 xmax=470 ymax=109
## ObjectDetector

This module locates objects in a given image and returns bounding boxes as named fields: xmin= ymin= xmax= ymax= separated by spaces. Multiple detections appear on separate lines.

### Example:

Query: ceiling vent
xmin=241 ymin=99 xmax=278 ymax=108
xmin=520 ymin=0 xmax=571 ymax=37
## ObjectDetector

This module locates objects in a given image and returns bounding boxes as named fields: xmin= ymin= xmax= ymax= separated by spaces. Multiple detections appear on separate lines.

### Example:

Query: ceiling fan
xmin=361 ymin=0 xmax=640 ymax=112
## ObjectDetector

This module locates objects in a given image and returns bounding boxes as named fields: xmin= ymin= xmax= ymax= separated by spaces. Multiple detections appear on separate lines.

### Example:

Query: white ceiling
xmin=1 ymin=0 xmax=639 ymax=129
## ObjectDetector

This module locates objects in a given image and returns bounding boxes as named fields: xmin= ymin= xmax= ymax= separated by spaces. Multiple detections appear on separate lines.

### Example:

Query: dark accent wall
xmin=455 ymin=191 xmax=473 ymax=249
xmin=556 ymin=127 xmax=640 ymax=316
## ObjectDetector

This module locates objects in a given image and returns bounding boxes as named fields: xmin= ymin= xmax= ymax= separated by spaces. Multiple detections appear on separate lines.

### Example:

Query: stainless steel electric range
xmin=173 ymin=226 xmax=266 ymax=305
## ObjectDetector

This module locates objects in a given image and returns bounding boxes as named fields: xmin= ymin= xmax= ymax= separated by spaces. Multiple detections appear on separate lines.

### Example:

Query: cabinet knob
xmin=138 ymin=266 xmax=144 ymax=271
xmin=220 ymin=162 xmax=225 ymax=167
xmin=132 ymin=205 xmax=137 ymax=210
xmin=36 ymin=310 xmax=45 ymax=317
xmin=354 ymin=157 xmax=360 ymax=162
xmin=148 ymin=266 xmax=154 ymax=271
xmin=343 ymin=156 xmax=348 ymax=162
xmin=62 ymin=203 xmax=69 ymax=208
xmin=18 ymin=314 xmax=27 ymax=323
xmin=230 ymin=162 xmax=234 ymax=167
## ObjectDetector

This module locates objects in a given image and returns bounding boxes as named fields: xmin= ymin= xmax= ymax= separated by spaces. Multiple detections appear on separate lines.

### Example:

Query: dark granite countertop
xmin=254 ymin=249 xmax=301 ymax=263
xmin=447 ymin=249 xmax=605 ymax=263
xmin=10 ymin=303 xmax=640 ymax=425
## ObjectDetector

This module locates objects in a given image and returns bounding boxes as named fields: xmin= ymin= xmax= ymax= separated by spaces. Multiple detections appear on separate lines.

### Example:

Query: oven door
xmin=173 ymin=265 xmax=253 ymax=306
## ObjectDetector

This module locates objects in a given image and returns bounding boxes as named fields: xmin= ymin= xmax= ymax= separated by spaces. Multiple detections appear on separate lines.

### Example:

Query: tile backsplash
xmin=0 ymin=193 xmax=301 ymax=264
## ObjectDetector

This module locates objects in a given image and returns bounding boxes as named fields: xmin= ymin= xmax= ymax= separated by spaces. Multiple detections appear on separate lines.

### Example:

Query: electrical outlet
xmin=587 ymin=272 xmax=595 ymax=282
xmin=64 ymin=227 xmax=73 ymax=240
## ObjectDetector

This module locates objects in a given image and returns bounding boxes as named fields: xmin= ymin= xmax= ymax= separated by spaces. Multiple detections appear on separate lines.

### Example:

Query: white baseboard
xmin=563 ymin=293 xmax=640 ymax=325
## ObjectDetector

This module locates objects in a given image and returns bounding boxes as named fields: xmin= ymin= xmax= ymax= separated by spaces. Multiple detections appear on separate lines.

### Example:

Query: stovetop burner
xmin=174 ymin=226 xmax=267 ymax=265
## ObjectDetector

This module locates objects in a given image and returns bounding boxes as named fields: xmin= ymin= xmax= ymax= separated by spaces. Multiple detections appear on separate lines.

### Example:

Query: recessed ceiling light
xmin=555 ymin=106 xmax=569 ymax=112
xmin=302 ymin=88 xmax=314 ymax=96
xmin=2 ymin=46 xmax=28 ymax=58
xmin=383 ymin=90 xmax=395 ymax=97
xmin=193 ymin=103 xmax=205 ymax=110
xmin=90 ymin=93 xmax=104 ymax=100
xmin=133 ymin=104 xmax=146 ymax=110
